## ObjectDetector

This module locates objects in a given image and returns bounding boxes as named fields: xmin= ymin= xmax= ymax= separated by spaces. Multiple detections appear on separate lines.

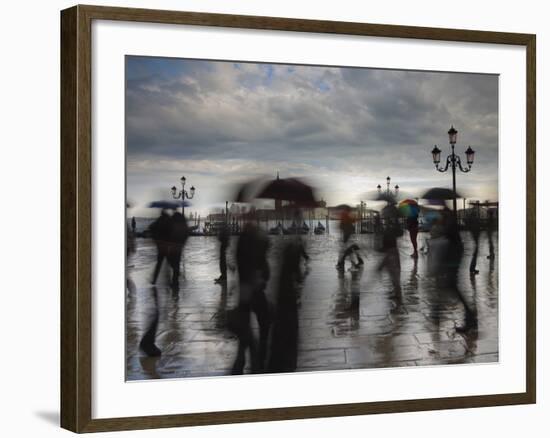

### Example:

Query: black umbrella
xmin=257 ymin=177 xmax=317 ymax=206
xmin=233 ymin=178 xmax=267 ymax=203
xmin=147 ymin=200 xmax=190 ymax=209
xmin=421 ymin=187 xmax=462 ymax=200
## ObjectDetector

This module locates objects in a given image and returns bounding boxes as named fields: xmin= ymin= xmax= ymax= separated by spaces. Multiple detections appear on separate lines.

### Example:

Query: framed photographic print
xmin=60 ymin=4 xmax=536 ymax=433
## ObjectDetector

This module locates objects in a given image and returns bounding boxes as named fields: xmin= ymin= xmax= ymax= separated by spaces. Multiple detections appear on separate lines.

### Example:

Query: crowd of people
xmin=127 ymin=199 xmax=496 ymax=374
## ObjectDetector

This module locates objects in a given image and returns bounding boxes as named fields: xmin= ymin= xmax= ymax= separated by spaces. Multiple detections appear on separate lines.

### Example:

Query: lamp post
xmin=431 ymin=126 xmax=475 ymax=217
xmin=377 ymin=176 xmax=399 ymax=197
xmin=171 ymin=175 xmax=195 ymax=216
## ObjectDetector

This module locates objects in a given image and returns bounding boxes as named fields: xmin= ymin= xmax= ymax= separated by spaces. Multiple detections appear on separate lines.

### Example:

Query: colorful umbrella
xmin=398 ymin=199 xmax=419 ymax=218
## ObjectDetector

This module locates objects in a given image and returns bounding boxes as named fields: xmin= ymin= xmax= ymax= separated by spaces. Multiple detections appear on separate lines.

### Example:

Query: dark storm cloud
xmin=126 ymin=56 xmax=498 ymax=215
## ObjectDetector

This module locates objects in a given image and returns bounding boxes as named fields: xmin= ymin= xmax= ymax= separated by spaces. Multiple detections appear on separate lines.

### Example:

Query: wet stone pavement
xmin=126 ymin=230 xmax=498 ymax=380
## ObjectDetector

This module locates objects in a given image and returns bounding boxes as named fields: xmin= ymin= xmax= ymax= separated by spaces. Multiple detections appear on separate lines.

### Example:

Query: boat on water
xmin=314 ymin=221 xmax=326 ymax=235
xmin=268 ymin=222 xmax=284 ymax=235
xmin=284 ymin=221 xmax=310 ymax=235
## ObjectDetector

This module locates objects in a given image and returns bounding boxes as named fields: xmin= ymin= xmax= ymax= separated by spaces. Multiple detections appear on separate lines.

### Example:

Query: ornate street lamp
xmin=377 ymin=177 xmax=399 ymax=198
xmin=431 ymin=145 xmax=442 ymax=165
xmin=465 ymin=146 xmax=475 ymax=166
xmin=448 ymin=125 xmax=458 ymax=145
xmin=431 ymin=126 xmax=475 ymax=217
xmin=171 ymin=175 xmax=195 ymax=216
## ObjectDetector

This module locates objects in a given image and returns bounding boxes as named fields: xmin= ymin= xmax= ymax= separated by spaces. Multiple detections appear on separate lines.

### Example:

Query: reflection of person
xmin=139 ymin=287 xmax=161 ymax=357
xmin=267 ymin=237 xmax=308 ymax=373
xmin=231 ymin=223 xmax=271 ymax=374
xmin=407 ymin=215 xmax=419 ymax=257
xmin=149 ymin=210 xmax=172 ymax=284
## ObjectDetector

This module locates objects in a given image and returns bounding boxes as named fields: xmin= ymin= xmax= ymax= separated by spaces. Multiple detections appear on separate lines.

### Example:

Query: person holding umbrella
xmin=214 ymin=223 xmax=230 ymax=284
xmin=229 ymin=175 xmax=317 ymax=373
xmin=148 ymin=208 xmax=173 ymax=285
xmin=147 ymin=200 xmax=189 ymax=285
xmin=421 ymin=188 xmax=478 ymax=332
xmin=377 ymin=203 xmax=403 ymax=300
xmin=398 ymin=199 xmax=420 ymax=258
xmin=231 ymin=217 xmax=271 ymax=374
xmin=336 ymin=204 xmax=355 ymax=271
xmin=167 ymin=210 xmax=189 ymax=289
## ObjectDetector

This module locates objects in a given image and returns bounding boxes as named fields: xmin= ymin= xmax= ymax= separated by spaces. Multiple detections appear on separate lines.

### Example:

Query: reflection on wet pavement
xmin=126 ymin=231 xmax=498 ymax=380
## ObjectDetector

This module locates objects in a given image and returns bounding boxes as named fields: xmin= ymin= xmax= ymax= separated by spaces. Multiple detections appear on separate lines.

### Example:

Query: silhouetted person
xmin=231 ymin=222 xmax=271 ymax=374
xmin=377 ymin=204 xmax=402 ymax=299
xmin=407 ymin=214 xmax=419 ymax=257
xmin=438 ymin=208 xmax=478 ymax=332
xmin=167 ymin=211 xmax=189 ymax=289
xmin=127 ymin=222 xmax=136 ymax=258
xmin=126 ymin=221 xmax=137 ymax=296
xmin=139 ymin=287 xmax=161 ymax=357
xmin=465 ymin=210 xmax=481 ymax=274
xmin=131 ymin=216 xmax=137 ymax=234
xmin=267 ymin=237 xmax=308 ymax=373
xmin=149 ymin=210 xmax=172 ymax=284
xmin=215 ymin=224 xmax=230 ymax=283
xmin=337 ymin=207 xmax=355 ymax=270
xmin=486 ymin=209 xmax=496 ymax=259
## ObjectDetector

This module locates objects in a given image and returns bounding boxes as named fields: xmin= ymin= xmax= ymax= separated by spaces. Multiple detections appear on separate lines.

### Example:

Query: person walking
xmin=231 ymin=222 xmax=271 ymax=374
xmin=377 ymin=204 xmax=403 ymax=299
xmin=465 ymin=209 xmax=481 ymax=274
xmin=167 ymin=211 xmax=189 ymax=289
xmin=407 ymin=214 xmax=419 ymax=257
xmin=439 ymin=208 xmax=478 ymax=332
xmin=337 ymin=206 xmax=355 ymax=270
xmin=149 ymin=210 xmax=172 ymax=285
xmin=215 ymin=224 xmax=230 ymax=284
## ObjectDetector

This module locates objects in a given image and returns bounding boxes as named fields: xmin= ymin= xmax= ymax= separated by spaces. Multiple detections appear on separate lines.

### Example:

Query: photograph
xmin=125 ymin=56 xmax=499 ymax=380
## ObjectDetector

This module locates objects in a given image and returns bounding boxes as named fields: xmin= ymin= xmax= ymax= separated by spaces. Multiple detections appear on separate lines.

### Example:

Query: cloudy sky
xmin=126 ymin=55 xmax=498 ymax=217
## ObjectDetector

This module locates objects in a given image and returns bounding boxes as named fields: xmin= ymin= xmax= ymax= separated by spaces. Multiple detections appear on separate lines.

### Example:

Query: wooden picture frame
xmin=61 ymin=4 xmax=536 ymax=433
